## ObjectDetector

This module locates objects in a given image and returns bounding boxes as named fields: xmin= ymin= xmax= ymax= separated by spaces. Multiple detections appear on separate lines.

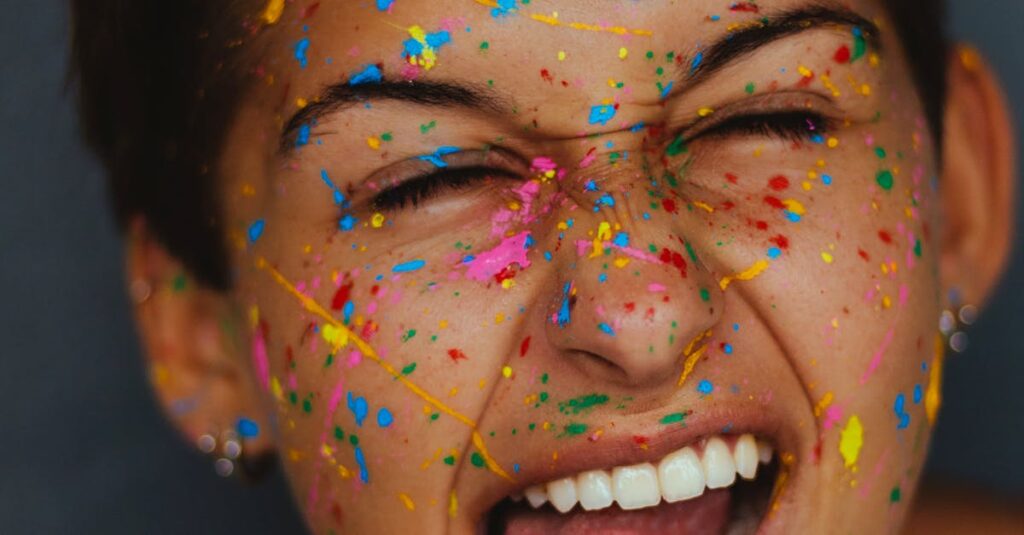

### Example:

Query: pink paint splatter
xmin=251 ymin=325 xmax=270 ymax=391
xmin=464 ymin=231 xmax=532 ymax=281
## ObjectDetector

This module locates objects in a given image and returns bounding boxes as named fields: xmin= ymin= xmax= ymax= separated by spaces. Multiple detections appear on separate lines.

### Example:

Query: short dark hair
xmin=70 ymin=1 xmax=948 ymax=289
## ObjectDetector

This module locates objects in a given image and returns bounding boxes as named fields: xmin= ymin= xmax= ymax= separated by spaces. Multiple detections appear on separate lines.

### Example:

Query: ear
xmin=939 ymin=45 xmax=1017 ymax=308
xmin=125 ymin=218 xmax=276 ymax=475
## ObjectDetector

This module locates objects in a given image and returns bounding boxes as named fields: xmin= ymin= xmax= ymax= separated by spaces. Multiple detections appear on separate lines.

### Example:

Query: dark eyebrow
xmin=683 ymin=3 xmax=883 ymax=89
xmin=280 ymin=78 xmax=508 ymax=152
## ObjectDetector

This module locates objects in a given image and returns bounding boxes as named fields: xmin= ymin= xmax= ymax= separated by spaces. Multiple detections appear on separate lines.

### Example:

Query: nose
xmin=543 ymin=215 xmax=723 ymax=388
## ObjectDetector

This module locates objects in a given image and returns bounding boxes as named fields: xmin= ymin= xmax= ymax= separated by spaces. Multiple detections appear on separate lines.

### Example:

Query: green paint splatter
xmin=561 ymin=423 xmax=588 ymax=436
xmin=443 ymin=455 xmax=455 ymax=466
xmin=890 ymin=486 xmax=901 ymax=503
xmin=324 ymin=353 xmax=334 ymax=367
xmin=402 ymin=329 xmax=417 ymax=342
xmin=172 ymin=273 xmax=187 ymax=292
xmin=470 ymin=452 xmax=485 ymax=468
xmin=660 ymin=412 xmax=687 ymax=425
xmin=302 ymin=398 xmax=313 ymax=413
xmin=401 ymin=362 xmax=417 ymax=376
xmin=479 ymin=41 xmax=489 ymax=50
xmin=420 ymin=120 xmax=437 ymax=134
xmin=334 ymin=426 xmax=345 ymax=440
xmin=381 ymin=132 xmax=393 ymax=142
xmin=744 ymin=82 xmax=755 ymax=94
xmin=559 ymin=393 xmax=609 ymax=415
xmin=666 ymin=134 xmax=688 ymax=156
xmin=541 ymin=373 xmax=549 ymax=384
xmin=876 ymin=170 xmax=894 ymax=190
xmin=699 ymin=288 xmax=710 ymax=302
xmin=913 ymin=239 xmax=922 ymax=258
xmin=851 ymin=31 xmax=867 ymax=62
xmin=875 ymin=147 xmax=887 ymax=159
xmin=539 ymin=392 xmax=549 ymax=402
xmin=349 ymin=434 xmax=359 ymax=446
xmin=684 ymin=241 xmax=698 ymax=263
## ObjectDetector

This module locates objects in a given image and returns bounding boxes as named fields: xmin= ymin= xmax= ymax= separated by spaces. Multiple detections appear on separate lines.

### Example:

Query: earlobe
xmin=125 ymin=219 xmax=276 ymax=473
xmin=939 ymin=44 xmax=1017 ymax=308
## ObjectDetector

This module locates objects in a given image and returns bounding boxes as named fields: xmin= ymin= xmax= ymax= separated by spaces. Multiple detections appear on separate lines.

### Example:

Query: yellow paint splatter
xmin=260 ymin=0 xmax=285 ymax=25
xmin=839 ymin=415 xmax=864 ymax=469
xmin=398 ymin=493 xmax=416 ymax=511
xmin=926 ymin=334 xmax=945 ymax=425
xmin=719 ymin=259 xmax=770 ymax=290
xmin=471 ymin=0 xmax=653 ymax=36
xmin=676 ymin=329 xmax=712 ymax=387
xmin=448 ymin=490 xmax=459 ymax=518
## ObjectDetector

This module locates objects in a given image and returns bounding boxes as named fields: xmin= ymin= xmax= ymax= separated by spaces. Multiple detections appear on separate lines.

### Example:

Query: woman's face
xmin=216 ymin=0 xmax=947 ymax=532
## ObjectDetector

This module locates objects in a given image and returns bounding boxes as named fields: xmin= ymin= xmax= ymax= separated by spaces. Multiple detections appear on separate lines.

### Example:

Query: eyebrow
xmin=280 ymin=78 xmax=509 ymax=151
xmin=683 ymin=3 xmax=882 ymax=88
xmin=280 ymin=2 xmax=880 ymax=151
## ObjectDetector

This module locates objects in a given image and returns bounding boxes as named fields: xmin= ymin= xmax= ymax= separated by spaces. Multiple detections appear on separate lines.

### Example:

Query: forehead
xmin=262 ymin=0 xmax=888 ymax=91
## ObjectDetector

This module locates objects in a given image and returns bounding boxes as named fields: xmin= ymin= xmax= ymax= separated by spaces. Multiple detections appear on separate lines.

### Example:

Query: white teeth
xmin=524 ymin=484 xmax=548 ymax=509
xmin=576 ymin=470 xmax=614 ymax=511
xmin=612 ymin=463 xmax=661 ymax=510
xmin=757 ymin=439 xmax=774 ymax=465
xmin=513 ymin=434 xmax=775 ymax=513
xmin=701 ymin=437 xmax=737 ymax=489
xmin=733 ymin=434 xmax=759 ymax=480
xmin=546 ymin=477 xmax=578 ymax=513
xmin=658 ymin=446 xmax=705 ymax=502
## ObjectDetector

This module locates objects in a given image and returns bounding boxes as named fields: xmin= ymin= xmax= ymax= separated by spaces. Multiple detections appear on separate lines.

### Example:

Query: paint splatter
xmin=377 ymin=407 xmax=394 ymax=428
xmin=839 ymin=415 xmax=864 ymax=469
xmin=392 ymin=259 xmax=426 ymax=273
xmin=347 ymin=392 xmax=369 ymax=427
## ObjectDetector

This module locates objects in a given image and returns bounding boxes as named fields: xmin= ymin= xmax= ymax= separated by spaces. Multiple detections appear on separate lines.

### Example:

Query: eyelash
xmin=370 ymin=111 xmax=832 ymax=211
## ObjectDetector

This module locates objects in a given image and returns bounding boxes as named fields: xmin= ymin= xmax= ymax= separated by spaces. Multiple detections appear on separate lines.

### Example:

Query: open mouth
xmin=484 ymin=434 xmax=779 ymax=535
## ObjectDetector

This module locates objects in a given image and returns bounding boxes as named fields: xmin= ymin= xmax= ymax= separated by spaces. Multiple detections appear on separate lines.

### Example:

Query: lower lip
xmin=494 ymin=489 xmax=731 ymax=535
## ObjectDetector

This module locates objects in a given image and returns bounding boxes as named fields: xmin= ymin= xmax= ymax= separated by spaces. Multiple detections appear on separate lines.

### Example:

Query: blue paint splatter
xmin=349 ymin=64 xmax=382 ymax=85
xmin=377 ymin=407 xmax=394 ymax=428
xmin=236 ymin=417 xmax=260 ymax=438
xmin=690 ymin=51 xmax=704 ymax=74
xmin=491 ymin=0 xmax=518 ymax=18
xmin=767 ymin=247 xmax=782 ymax=259
xmin=247 ymin=219 xmax=265 ymax=243
xmin=354 ymin=445 xmax=369 ymax=483
xmin=913 ymin=384 xmax=923 ymax=404
xmin=342 ymin=300 xmax=355 ymax=325
xmin=589 ymin=104 xmax=617 ymax=126
xmin=659 ymin=81 xmax=674 ymax=100
xmin=392 ymin=259 xmax=426 ymax=273
xmin=418 ymin=146 xmax=461 ymax=167
xmin=339 ymin=214 xmax=357 ymax=231
xmin=295 ymin=123 xmax=311 ymax=147
xmin=595 ymin=193 xmax=615 ymax=207
xmin=347 ymin=392 xmax=368 ymax=427
xmin=822 ymin=174 xmax=833 ymax=185
xmin=613 ymin=232 xmax=630 ymax=248
xmin=556 ymin=282 xmax=572 ymax=327
xmin=598 ymin=322 xmax=615 ymax=336
xmin=784 ymin=211 xmax=801 ymax=222
xmin=294 ymin=38 xmax=310 ymax=68
xmin=723 ymin=343 xmax=733 ymax=354
xmin=697 ymin=380 xmax=713 ymax=394
xmin=894 ymin=393 xmax=910 ymax=429
xmin=376 ymin=0 xmax=395 ymax=10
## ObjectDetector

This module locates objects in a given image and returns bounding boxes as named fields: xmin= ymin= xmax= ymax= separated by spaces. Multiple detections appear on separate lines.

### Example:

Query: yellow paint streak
xmin=471 ymin=0 xmax=652 ymax=36
xmin=768 ymin=451 xmax=795 ymax=515
xmin=719 ymin=259 xmax=770 ymax=291
xmin=260 ymin=0 xmax=285 ymax=24
xmin=448 ymin=490 xmax=459 ymax=518
xmin=926 ymin=334 xmax=945 ymax=425
xmin=257 ymin=257 xmax=513 ymax=482
xmin=839 ymin=415 xmax=864 ymax=469
xmin=398 ymin=493 xmax=416 ymax=511
xmin=813 ymin=392 xmax=834 ymax=417
xmin=691 ymin=200 xmax=715 ymax=213
xmin=676 ymin=330 xmax=712 ymax=387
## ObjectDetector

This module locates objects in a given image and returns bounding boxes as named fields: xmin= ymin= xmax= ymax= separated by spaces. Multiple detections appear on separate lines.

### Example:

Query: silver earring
xmin=197 ymin=428 xmax=242 ymax=477
xmin=939 ymin=288 xmax=977 ymax=353
xmin=129 ymin=278 xmax=152 ymax=304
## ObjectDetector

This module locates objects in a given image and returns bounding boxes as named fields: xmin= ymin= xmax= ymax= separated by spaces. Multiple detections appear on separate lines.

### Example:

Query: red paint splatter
xmin=519 ymin=336 xmax=531 ymax=357
xmin=768 ymin=175 xmax=790 ymax=191
xmin=494 ymin=264 xmax=518 ymax=284
xmin=624 ymin=302 xmax=636 ymax=313
xmin=812 ymin=437 xmax=823 ymax=464
xmin=729 ymin=2 xmax=759 ymax=12
xmin=721 ymin=200 xmax=735 ymax=211
xmin=878 ymin=230 xmax=893 ymax=244
xmin=331 ymin=282 xmax=354 ymax=310
xmin=769 ymin=234 xmax=789 ymax=249
xmin=764 ymin=195 xmax=785 ymax=209
xmin=725 ymin=172 xmax=739 ymax=184
xmin=632 ymin=435 xmax=650 ymax=446
xmin=662 ymin=198 xmax=678 ymax=214
xmin=540 ymin=69 xmax=553 ymax=83
xmin=659 ymin=247 xmax=688 ymax=278
xmin=447 ymin=348 xmax=468 ymax=362
xmin=755 ymin=220 xmax=769 ymax=231
xmin=644 ymin=307 xmax=656 ymax=320
xmin=834 ymin=45 xmax=851 ymax=64
xmin=858 ymin=248 xmax=871 ymax=261
xmin=301 ymin=3 xmax=321 ymax=19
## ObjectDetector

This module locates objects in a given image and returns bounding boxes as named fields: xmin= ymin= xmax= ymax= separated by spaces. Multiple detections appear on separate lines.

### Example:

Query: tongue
xmin=500 ymin=489 xmax=731 ymax=535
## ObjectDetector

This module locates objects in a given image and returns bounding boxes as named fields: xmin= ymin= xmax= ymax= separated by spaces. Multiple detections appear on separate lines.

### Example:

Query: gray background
xmin=1 ymin=1 xmax=1021 ymax=533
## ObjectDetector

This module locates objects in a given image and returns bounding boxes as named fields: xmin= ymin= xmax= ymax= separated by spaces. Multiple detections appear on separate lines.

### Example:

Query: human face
xmin=219 ymin=1 xmax=945 ymax=532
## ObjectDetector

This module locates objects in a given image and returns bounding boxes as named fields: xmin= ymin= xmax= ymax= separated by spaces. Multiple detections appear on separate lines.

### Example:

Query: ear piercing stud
xmin=939 ymin=289 xmax=977 ymax=353
xmin=197 ymin=429 xmax=243 ymax=477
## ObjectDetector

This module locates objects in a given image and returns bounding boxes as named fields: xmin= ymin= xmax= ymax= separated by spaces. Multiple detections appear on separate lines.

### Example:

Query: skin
xmin=126 ymin=1 xmax=1015 ymax=533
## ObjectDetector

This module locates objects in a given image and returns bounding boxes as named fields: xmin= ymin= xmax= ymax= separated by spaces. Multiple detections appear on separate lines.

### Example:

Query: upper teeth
xmin=518 ymin=434 xmax=773 ymax=513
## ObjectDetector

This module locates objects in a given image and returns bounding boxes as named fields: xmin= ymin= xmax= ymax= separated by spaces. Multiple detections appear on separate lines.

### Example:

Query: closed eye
xmin=371 ymin=165 xmax=523 ymax=211
xmin=692 ymin=111 xmax=833 ymax=142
